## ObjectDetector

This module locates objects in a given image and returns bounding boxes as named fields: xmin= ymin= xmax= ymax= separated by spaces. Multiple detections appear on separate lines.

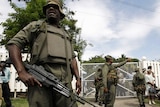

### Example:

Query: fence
xmin=6 ymin=60 xmax=160 ymax=98
xmin=81 ymin=60 xmax=160 ymax=98
xmin=81 ymin=62 xmax=139 ymax=98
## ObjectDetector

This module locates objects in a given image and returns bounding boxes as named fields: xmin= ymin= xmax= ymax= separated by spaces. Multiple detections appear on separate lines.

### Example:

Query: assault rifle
xmin=23 ymin=63 xmax=97 ymax=107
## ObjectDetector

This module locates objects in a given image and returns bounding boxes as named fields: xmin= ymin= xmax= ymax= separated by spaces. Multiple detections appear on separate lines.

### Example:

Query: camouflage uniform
xmin=94 ymin=68 xmax=104 ymax=105
xmin=102 ymin=55 xmax=128 ymax=107
xmin=7 ymin=0 xmax=78 ymax=107
xmin=132 ymin=68 xmax=146 ymax=107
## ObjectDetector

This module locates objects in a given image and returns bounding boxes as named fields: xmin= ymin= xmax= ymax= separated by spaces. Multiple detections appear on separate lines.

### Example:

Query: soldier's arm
xmin=7 ymin=45 xmax=41 ymax=87
xmin=114 ymin=58 xmax=131 ymax=68
xmin=143 ymin=76 xmax=146 ymax=85
xmin=102 ymin=64 xmax=109 ymax=92
xmin=7 ymin=22 xmax=41 ymax=86
xmin=7 ymin=45 xmax=26 ymax=74
xmin=132 ymin=75 xmax=136 ymax=87
xmin=94 ymin=72 xmax=98 ymax=81
xmin=71 ymin=58 xmax=81 ymax=80
xmin=71 ymin=58 xmax=81 ymax=94
xmin=7 ymin=25 xmax=29 ymax=75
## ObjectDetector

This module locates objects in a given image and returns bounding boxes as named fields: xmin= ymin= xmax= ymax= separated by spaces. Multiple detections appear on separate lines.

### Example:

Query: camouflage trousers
xmin=136 ymin=91 xmax=145 ymax=105
xmin=27 ymin=83 xmax=77 ymax=107
xmin=105 ymin=83 xmax=116 ymax=107
xmin=95 ymin=82 xmax=104 ymax=102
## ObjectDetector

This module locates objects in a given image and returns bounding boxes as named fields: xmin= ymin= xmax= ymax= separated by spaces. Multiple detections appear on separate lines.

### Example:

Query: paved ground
xmin=78 ymin=98 xmax=159 ymax=107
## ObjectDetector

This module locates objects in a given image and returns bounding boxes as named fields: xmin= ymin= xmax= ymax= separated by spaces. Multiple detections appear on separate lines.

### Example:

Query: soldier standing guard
xmin=132 ymin=68 xmax=146 ymax=107
xmin=94 ymin=68 xmax=104 ymax=106
xmin=102 ymin=55 xmax=130 ymax=107
xmin=7 ymin=0 xmax=81 ymax=107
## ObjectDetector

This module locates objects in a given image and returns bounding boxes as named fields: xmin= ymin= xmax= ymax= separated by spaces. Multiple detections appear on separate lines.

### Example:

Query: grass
xmin=11 ymin=98 xmax=29 ymax=107
xmin=0 ymin=98 xmax=29 ymax=107
xmin=155 ymin=100 xmax=160 ymax=106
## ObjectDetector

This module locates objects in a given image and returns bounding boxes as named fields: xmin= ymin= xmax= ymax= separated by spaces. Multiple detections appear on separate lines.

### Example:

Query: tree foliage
xmin=1 ymin=0 xmax=46 ymax=45
xmin=2 ymin=0 xmax=87 ymax=60
xmin=83 ymin=55 xmax=105 ymax=63
xmin=83 ymin=54 xmax=139 ymax=63
xmin=115 ymin=54 xmax=139 ymax=62
xmin=60 ymin=6 xmax=87 ymax=60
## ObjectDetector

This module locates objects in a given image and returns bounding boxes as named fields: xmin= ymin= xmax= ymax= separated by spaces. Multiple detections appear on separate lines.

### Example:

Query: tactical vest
xmin=134 ymin=72 xmax=146 ymax=92
xmin=135 ymin=73 xmax=145 ymax=85
xmin=107 ymin=66 xmax=118 ymax=85
xmin=30 ymin=21 xmax=72 ymax=64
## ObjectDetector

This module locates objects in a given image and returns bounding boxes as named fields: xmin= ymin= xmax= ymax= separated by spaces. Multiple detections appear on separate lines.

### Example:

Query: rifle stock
xmin=24 ymin=63 xmax=97 ymax=107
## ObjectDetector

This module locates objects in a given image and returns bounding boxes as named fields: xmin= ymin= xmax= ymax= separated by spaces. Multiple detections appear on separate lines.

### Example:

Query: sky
xmin=0 ymin=0 xmax=160 ymax=61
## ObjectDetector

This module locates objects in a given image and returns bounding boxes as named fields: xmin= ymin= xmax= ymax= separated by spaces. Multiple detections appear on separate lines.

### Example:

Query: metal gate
xmin=81 ymin=62 xmax=139 ymax=98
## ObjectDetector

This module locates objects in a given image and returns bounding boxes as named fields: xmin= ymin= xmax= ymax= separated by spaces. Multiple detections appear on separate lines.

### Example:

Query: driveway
xmin=78 ymin=98 xmax=158 ymax=107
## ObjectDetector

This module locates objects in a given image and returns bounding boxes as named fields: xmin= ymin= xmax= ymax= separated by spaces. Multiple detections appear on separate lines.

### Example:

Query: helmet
xmin=43 ymin=0 xmax=65 ymax=19
xmin=105 ymin=55 xmax=112 ymax=60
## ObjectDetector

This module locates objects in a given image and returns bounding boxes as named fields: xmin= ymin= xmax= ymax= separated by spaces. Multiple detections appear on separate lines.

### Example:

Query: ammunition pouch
xmin=134 ymin=84 xmax=146 ymax=93
xmin=107 ymin=74 xmax=118 ymax=86
xmin=95 ymin=81 xmax=104 ymax=88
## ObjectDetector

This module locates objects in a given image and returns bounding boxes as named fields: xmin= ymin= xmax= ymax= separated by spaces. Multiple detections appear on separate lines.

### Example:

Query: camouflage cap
xmin=97 ymin=68 xmax=102 ymax=72
xmin=105 ymin=55 xmax=112 ymax=60
xmin=135 ymin=68 xmax=140 ymax=72
xmin=43 ymin=0 xmax=65 ymax=19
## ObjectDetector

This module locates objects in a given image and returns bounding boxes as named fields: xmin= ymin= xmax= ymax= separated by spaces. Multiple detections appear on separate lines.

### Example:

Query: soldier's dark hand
xmin=76 ymin=78 xmax=81 ymax=95
xmin=104 ymin=87 xmax=108 ymax=93
xmin=18 ymin=71 xmax=42 ymax=87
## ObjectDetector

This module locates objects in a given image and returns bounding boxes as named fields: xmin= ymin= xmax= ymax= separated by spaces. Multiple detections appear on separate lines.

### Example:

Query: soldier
xmin=132 ymin=68 xmax=146 ymax=107
xmin=94 ymin=68 xmax=104 ymax=106
xmin=7 ymin=0 xmax=81 ymax=107
xmin=102 ymin=55 xmax=130 ymax=107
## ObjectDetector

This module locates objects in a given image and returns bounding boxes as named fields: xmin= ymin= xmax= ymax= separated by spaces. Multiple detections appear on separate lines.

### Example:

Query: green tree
xmin=1 ymin=0 xmax=46 ymax=45
xmin=83 ymin=54 xmax=139 ymax=63
xmin=2 ymin=0 xmax=87 ymax=60
xmin=116 ymin=54 xmax=139 ymax=62
xmin=83 ymin=55 xmax=105 ymax=63
xmin=60 ymin=6 xmax=87 ymax=60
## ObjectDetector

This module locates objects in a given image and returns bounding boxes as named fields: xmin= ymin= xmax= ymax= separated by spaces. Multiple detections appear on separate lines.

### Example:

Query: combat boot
xmin=104 ymin=104 xmax=108 ymax=107
xmin=140 ymin=104 xmax=145 ymax=107
xmin=142 ymin=102 xmax=145 ymax=107
xmin=95 ymin=97 xmax=98 ymax=102
xmin=99 ymin=102 xmax=103 ymax=106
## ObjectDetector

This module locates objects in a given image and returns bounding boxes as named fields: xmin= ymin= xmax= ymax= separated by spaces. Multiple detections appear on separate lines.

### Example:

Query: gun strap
xmin=36 ymin=22 xmax=47 ymax=63
xmin=62 ymin=29 xmax=71 ymax=83
xmin=63 ymin=31 xmax=78 ymax=106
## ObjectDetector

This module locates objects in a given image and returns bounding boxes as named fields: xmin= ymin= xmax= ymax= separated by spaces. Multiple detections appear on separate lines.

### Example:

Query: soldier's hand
xmin=18 ymin=71 xmax=42 ymax=87
xmin=104 ymin=87 xmax=108 ymax=93
xmin=76 ymin=78 xmax=81 ymax=95
xmin=126 ymin=58 xmax=131 ymax=62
